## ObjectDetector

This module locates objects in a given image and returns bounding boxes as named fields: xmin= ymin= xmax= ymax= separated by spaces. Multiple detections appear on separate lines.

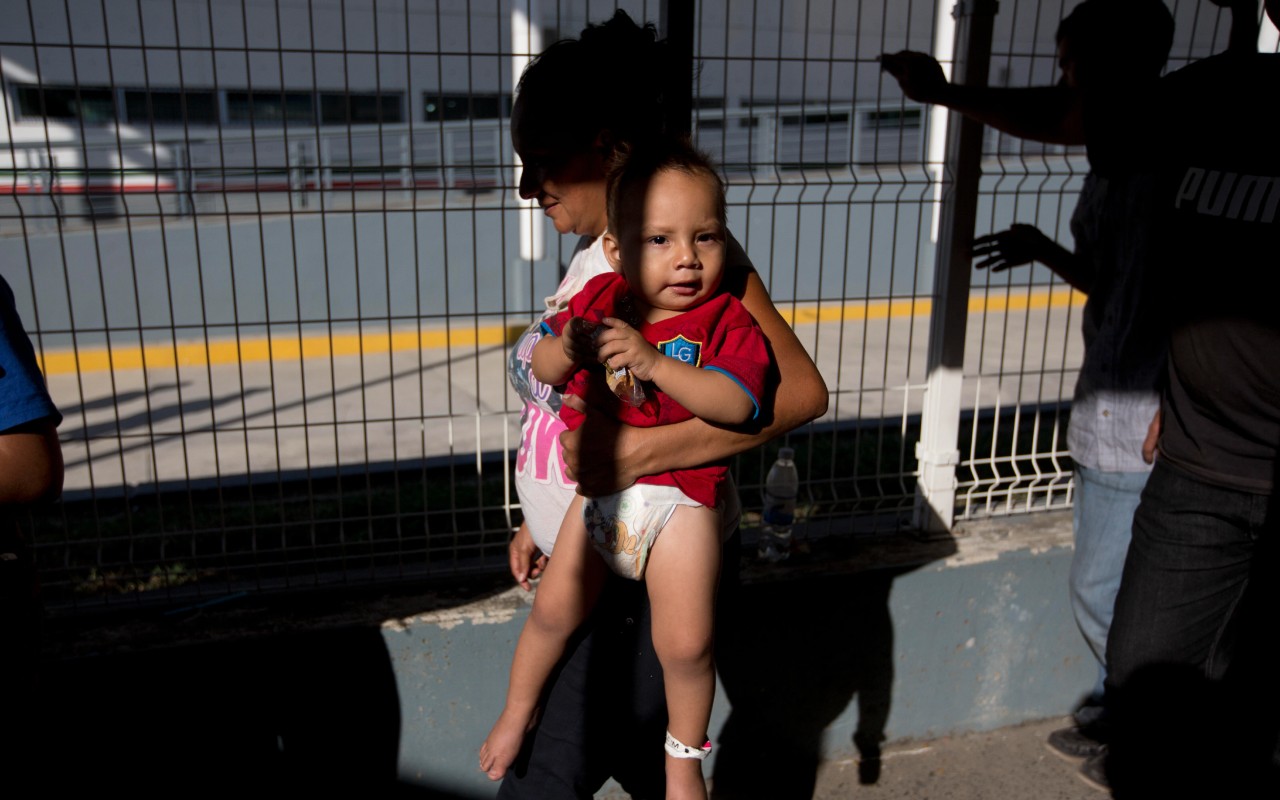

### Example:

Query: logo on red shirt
xmin=659 ymin=335 xmax=702 ymax=367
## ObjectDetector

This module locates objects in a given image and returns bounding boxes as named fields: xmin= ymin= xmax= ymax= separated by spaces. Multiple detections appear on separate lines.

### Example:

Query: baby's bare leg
xmin=645 ymin=504 xmax=721 ymax=800
xmin=480 ymin=495 xmax=606 ymax=780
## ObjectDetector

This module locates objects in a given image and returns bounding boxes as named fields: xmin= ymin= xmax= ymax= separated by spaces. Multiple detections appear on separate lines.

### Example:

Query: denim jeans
xmin=1106 ymin=458 xmax=1274 ymax=695
xmin=1102 ymin=459 xmax=1280 ymax=786
xmin=1071 ymin=464 xmax=1149 ymax=711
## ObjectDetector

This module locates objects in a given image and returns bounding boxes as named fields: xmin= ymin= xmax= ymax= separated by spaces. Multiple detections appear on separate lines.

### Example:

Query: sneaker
xmin=1076 ymin=749 xmax=1111 ymax=793
xmin=1046 ymin=725 xmax=1106 ymax=761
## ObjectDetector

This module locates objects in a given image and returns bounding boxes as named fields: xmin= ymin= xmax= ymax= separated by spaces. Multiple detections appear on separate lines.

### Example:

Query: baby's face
xmin=610 ymin=168 xmax=726 ymax=323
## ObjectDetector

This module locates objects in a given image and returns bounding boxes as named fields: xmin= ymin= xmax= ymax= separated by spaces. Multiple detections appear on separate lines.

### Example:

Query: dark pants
xmin=1104 ymin=459 xmax=1280 ymax=795
xmin=1106 ymin=459 xmax=1273 ymax=690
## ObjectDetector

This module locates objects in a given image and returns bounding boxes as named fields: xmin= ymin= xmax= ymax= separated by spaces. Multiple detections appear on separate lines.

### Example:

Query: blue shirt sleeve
xmin=0 ymin=276 xmax=61 ymax=432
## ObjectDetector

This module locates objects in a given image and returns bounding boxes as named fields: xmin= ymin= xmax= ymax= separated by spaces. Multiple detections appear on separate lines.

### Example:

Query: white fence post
xmin=512 ymin=0 xmax=544 ymax=264
xmin=913 ymin=0 xmax=998 ymax=534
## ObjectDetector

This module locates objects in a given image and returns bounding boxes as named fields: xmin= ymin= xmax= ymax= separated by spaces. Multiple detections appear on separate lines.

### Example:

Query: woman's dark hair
xmin=515 ymin=10 xmax=676 ymax=157
xmin=605 ymin=138 xmax=726 ymax=235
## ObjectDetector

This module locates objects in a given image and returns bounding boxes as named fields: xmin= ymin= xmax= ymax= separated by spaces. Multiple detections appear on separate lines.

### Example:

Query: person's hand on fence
xmin=879 ymin=51 xmax=951 ymax=104
xmin=508 ymin=521 xmax=547 ymax=592
xmin=971 ymin=224 xmax=1058 ymax=272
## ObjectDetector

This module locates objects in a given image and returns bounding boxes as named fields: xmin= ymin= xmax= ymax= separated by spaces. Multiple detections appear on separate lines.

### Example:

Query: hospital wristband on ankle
xmin=665 ymin=731 xmax=712 ymax=760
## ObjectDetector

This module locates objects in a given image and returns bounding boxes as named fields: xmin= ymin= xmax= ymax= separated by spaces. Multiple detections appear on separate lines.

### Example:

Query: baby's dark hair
xmin=606 ymin=138 xmax=727 ymax=235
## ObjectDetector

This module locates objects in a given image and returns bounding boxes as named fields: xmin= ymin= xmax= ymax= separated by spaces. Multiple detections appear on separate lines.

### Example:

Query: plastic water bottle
xmin=758 ymin=447 xmax=799 ymax=563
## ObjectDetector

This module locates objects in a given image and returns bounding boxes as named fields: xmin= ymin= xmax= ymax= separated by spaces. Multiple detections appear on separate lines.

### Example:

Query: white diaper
xmin=583 ymin=484 xmax=702 ymax=579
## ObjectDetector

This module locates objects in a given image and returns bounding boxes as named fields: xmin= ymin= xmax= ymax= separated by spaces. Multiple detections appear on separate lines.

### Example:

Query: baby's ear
xmin=602 ymin=232 xmax=623 ymax=270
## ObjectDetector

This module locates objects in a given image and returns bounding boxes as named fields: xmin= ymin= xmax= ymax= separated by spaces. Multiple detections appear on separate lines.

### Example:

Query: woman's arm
xmin=559 ymin=270 xmax=828 ymax=496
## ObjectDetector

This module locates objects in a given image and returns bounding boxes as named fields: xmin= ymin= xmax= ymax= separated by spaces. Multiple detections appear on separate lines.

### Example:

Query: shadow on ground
xmin=712 ymin=560 xmax=929 ymax=799
xmin=30 ymin=602 xmax=496 ymax=797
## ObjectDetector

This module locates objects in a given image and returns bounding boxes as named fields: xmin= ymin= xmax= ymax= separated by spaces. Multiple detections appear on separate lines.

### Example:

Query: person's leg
xmin=1048 ymin=465 xmax=1147 ymax=760
xmin=1059 ymin=465 xmax=1147 ymax=745
xmin=482 ymin=496 xmax=607 ymax=781
xmin=1071 ymin=465 xmax=1147 ymax=693
xmin=1106 ymin=461 xmax=1257 ymax=692
xmin=1101 ymin=460 xmax=1262 ymax=793
xmin=499 ymin=512 xmax=739 ymax=800
xmin=645 ymin=504 xmax=721 ymax=800
xmin=496 ymin=573 xmax=653 ymax=800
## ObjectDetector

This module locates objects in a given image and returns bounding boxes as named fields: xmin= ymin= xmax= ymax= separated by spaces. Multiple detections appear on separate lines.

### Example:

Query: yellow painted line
xmin=38 ymin=325 xmax=528 ymax=376
xmin=37 ymin=287 xmax=1086 ymax=376
xmin=971 ymin=285 xmax=1085 ymax=313
xmin=777 ymin=286 xmax=1085 ymax=325
xmin=782 ymin=297 xmax=932 ymax=325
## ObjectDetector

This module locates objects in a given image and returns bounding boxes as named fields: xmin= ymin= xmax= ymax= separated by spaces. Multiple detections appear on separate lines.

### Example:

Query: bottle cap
xmin=778 ymin=447 xmax=794 ymax=460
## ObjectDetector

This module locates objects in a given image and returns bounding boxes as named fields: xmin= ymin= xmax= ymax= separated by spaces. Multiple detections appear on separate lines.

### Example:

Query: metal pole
xmin=660 ymin=0 xmax=694 ymax=138
xmin=512 ymin=0 xmax=543 ymax=264
xmin=913 ymin=0 xmax=998 ymax=534
xmin=925 ymin=2 xmax=957 ymax=243
xmin=1261 ymin=0 xmax=1279 ymax=52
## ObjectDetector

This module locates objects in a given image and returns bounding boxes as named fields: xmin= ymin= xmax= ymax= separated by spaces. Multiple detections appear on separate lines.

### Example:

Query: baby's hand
xmin=594 ymin=317 xmax=660 ymax=382
xmin=560 ymin=316 xmax=598 ymax=365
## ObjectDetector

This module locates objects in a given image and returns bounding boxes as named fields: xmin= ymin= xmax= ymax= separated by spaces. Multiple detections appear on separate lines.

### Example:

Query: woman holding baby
xmin=497 ymin=11 xmax=827 ymax=798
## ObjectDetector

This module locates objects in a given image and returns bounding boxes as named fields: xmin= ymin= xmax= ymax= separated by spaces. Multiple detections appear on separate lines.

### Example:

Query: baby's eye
xmin=696 ymin=232 xmax=721 ymax=244
xmin=648 ymin=235 xmax=669 ymax=246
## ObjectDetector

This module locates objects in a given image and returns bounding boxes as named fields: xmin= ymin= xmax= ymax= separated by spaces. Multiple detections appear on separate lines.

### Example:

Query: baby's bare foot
xmin=665 ymin=756 xmax=708 ymax=800
xmin=479 ymin=710 xmax=530 ymax=781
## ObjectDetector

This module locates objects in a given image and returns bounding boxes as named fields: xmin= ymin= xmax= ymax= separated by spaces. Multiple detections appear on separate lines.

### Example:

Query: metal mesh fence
xmin=0 ymin=0 xmax=1256 ymax=611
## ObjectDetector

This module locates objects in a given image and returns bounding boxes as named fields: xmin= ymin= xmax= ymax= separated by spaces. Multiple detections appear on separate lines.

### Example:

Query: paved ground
xmin=807 ymin=716 xmax=1102 ymax=800
xmin=45 ymin=297 xmax=1083 ymax=495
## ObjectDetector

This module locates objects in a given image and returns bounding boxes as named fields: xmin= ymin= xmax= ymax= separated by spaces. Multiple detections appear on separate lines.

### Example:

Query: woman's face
xmin=511 ymin=96 xmax=609 ymax=238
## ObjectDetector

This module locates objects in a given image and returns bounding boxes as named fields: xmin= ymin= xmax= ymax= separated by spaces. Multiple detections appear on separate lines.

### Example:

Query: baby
xmin=481 ymin=140 xmax=768 ymax=800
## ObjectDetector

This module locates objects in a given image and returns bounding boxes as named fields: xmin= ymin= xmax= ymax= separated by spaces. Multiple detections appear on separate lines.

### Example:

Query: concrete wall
xmin=386 ymin=513 xmax=1090 ymax=796
xmin=36 ymin=513 xmax=1090 ymax=797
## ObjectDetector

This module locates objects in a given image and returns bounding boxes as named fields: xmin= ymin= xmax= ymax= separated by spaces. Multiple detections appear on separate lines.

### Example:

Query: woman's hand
xmin=508 ymin=522 xmax=548 ymax=591
xmin=594 ymin=317 xmax=660 ymax=381
xmin=558 ymin=394 xmax=645 ymax=496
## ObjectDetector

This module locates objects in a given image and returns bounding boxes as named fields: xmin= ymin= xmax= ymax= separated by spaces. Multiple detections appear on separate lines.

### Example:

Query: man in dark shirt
xmin=886 ymin=1 xmax=1279 ymax=790
xmin=1091 ymin=1 xmax=1280 ymax=793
